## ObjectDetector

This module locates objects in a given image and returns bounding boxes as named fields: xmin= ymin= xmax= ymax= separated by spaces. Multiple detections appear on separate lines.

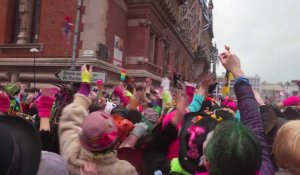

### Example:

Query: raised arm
xmin=58 ymin=65 xmax=92 ymax=166
xmin=219 ymin=49 xmax=274 ymax=175
xmin=187 ymin=73 xmax=213 ymax=112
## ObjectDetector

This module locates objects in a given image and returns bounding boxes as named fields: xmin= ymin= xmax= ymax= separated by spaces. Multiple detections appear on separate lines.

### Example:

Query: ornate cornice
xmin=127 ymin=0 xmax=181 ymax=25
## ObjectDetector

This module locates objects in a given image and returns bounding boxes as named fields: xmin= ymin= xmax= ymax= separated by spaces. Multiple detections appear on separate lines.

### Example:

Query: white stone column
xmin=10 ymin=72 xmax=20 ymax=83
xmin=17 ymin=0 xmax=34 ymax=44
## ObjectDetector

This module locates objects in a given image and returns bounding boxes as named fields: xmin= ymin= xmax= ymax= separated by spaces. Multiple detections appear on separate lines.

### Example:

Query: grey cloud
xmin=213 ymin=0 xmax=300 ymax=83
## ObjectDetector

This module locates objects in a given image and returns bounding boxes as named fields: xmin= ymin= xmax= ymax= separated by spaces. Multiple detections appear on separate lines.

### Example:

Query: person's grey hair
xmin=37 ymin=151 xmax=69 ymax=175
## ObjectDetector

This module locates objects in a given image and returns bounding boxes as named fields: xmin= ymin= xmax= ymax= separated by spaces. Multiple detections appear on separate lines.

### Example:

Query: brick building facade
xmin=0 ymin=0 xmax=215 ymax=87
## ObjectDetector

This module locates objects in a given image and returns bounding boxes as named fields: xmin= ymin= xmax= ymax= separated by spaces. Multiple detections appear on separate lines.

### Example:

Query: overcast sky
xmin=213 ymin=0 xmax=300 ymax=83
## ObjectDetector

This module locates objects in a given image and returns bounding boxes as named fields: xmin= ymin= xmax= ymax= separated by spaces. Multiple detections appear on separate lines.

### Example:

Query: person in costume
xmin=58 ymin=65 xmax=138 ymax=175
xmin=199 ymin=46 xmax=274 ymax=175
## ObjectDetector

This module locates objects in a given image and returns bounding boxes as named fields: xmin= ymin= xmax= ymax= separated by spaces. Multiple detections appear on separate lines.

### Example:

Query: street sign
xmin=55 ymin=69 xmax=106 ymax=83
xmin=81 ymin=50 xmax=95 ymax=57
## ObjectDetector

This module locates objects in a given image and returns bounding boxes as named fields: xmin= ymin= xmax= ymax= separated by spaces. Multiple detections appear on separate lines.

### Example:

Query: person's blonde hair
xmin=273 ymin=120 xmax=300 ymax=174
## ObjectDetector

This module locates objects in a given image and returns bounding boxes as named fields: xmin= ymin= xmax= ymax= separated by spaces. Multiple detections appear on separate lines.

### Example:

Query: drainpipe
xmin=71 ymin=0 xmax=83 ymax=69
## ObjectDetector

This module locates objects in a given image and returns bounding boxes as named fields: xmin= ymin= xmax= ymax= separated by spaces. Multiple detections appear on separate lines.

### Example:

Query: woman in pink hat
xmin=59 ymin=65 xmax=138 ymax=175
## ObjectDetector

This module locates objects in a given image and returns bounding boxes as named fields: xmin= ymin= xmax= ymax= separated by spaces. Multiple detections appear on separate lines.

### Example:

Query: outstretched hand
xmin=81 ymin=65 xmax=93 ymax=84
xmin=219 ymin=46 xmax=244 ymax=78
xmin=195 ymin=72 xmax=215 ymax=96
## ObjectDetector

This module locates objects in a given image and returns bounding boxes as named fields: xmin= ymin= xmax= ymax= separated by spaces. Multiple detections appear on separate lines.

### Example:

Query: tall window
xmin=149 ymin=33 xmax=156 ymax=63
xmin=149 ymin=32 xmax=160 ymax=64
xmin=12 ymin=0 xmax=21 ymax=43
xmin=11 ymin=0 xmax=41 ymax=44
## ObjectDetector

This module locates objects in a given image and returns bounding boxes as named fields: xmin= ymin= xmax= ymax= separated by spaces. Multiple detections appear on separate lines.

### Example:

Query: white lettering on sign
xmin=56 ymin=70 xmax=106 ymax=83
xmin=81 ymin=50 xmax=95 ymax=57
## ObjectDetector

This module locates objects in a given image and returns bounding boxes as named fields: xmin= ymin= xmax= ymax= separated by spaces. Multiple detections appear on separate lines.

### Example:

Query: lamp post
xmin=29 ymin=48 xmax=39 ymax=90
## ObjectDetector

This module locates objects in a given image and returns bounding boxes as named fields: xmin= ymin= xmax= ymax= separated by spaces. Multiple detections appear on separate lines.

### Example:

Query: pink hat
xmin=96 ymin=80 xmax=103 ymax=86
xmin=80 ymin=111 xmax=118 ymax=152
xmin=0 ymin=92 xmax=10 ymax=113
xmin=221 ymin=96 xmax=238 ymax=111
xmin=282 ymin=96 xmax=300 ymax=107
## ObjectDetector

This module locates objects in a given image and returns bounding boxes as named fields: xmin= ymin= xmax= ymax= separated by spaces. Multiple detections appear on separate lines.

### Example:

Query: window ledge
xmin=0 ymin=43 xmax=43 ymax=52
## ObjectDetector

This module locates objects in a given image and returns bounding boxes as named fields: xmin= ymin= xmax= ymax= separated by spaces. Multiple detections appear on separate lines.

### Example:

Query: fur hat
xmin=80 ymin=111 xmax=118 ymax=152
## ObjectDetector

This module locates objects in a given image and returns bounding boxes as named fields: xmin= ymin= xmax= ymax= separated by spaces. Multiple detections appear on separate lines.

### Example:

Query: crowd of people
xmin=0 ymin=47 xmax=300 ymax=175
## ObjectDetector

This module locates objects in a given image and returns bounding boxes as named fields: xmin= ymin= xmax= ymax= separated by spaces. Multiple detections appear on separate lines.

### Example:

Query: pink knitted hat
xmin=0 ymin=92 xmax=10 ymax=113
xmin=80 ymin=111 xmax=118 ymax=152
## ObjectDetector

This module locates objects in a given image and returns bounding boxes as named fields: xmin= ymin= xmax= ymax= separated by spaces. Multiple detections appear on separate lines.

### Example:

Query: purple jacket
xmin=234 ymin=81 xmax=274 ymax=175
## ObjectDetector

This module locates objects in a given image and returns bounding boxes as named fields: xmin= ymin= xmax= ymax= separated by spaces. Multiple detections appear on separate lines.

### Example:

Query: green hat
xmin=4 ymin=84 xmax=19 ymax=95
xmin=152 ymin=106 xmax=162 ymax=116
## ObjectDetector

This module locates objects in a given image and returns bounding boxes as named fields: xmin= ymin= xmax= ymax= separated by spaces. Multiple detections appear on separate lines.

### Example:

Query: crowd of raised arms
xmin=0 ymin=46 xmax=300 ymax=175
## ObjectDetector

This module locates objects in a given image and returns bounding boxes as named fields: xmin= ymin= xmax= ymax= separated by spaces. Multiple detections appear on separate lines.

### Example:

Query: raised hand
xmin=161 ymin=77 xmax=170 ymax=90
xmin=199 ymin=72 xmax=214 ymax=88
xmin=219 ymin=46 xmax=244 ymax=78
xmin=36 ymin=88 xmax=56 ymax=131
xmin=144 ymin=77 xmax=152 ymax=94
xmin=145 ymin=77 xmax=152 ymax=88
xmin=172 ymin=90 xmax=187 ymax=125
xmin=81 ymin=65 xmax=93 ymax=84
xmin=20 ymin=84 xmax=26 ymax=95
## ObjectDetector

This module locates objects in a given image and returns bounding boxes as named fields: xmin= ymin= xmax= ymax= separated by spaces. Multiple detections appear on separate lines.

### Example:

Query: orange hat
xmin=112 ymin=114 xmax=134 ymax=141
